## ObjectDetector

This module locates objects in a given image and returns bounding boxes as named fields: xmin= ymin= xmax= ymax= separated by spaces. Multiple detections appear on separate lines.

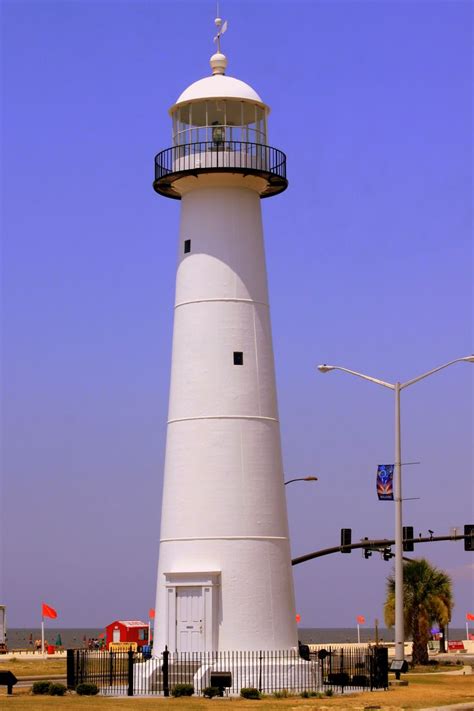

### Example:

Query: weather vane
xmin=214 ymin=2 xmax=228 ymax=53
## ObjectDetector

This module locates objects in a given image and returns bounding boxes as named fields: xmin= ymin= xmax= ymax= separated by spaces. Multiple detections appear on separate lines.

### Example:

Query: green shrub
xmin=75 ymin=682 xmax=99 ymax=696
xmin=49 ymin=683 xmax=66 ymax=696
xmin=170 ymin=683 xmax=194 ymax=697
xmin=203 ymin=686 xmax=220 ymax=698
xmin=273 ymin=689 xmax=290 ymax=698
xmin=32 ymin=681 xmax=52 ymax=695
xmin=324 ymin=688 xmax=334 ymax=696
xmin=240 ymin=687 xmax=261 ymax=699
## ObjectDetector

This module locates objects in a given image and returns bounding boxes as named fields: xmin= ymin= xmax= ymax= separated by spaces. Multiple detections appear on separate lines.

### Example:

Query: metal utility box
xmin=210 ymin=671 xmax=232 ymax=696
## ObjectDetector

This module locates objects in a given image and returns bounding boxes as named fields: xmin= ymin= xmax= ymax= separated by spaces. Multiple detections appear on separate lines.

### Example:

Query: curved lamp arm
xmin=400 ymin=355 xmax=474 ymax=390
xmin=317 ymin=364 xmax=394 ymax=390
xmin=284 ymin=477 xmax=318 ymax=486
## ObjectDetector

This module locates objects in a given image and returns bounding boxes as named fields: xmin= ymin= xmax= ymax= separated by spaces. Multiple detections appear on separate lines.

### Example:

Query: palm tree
xmin=384 ymin=558 xmax=453 ymax=665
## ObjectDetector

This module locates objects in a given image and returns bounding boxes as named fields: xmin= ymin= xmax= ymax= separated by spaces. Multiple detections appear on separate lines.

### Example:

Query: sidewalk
xmin=420 ymin=705 xmax=474 ymax=711
xmin=1 ymin=651 xmax=67 ymax=660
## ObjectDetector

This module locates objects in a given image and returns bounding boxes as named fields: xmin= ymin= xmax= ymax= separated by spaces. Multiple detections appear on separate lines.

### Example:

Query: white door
xmin=176 ymin=586 xmax=204 ymax=652
xmin=112 ymin=629 xmax=120 ymax=643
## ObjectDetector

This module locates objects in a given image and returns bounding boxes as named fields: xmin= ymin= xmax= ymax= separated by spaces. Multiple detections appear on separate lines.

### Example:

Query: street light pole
xmin=317 ymin=355 xmax=473 ymax=663
xmin=394 ymin=381 xmax=404 ymax=661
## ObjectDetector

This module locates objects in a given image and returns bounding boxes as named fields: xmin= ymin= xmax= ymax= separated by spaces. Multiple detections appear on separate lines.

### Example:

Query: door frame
xmin=164 ymin=571 xmax=220 ymax=652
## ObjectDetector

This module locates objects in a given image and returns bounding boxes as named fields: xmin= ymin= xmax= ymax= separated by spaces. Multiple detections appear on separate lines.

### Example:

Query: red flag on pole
xmin=356 ymin=615 xmax=365 ymax=624
xmin=466 ymin=613 xmax=474 ymax=621
xmin=295 ymin=614 xmax=301 ymax=623
xmin=149 ymin=608 xmax=156 ymax=619
xmin=42 ymin=603 xmax=58 ymax=619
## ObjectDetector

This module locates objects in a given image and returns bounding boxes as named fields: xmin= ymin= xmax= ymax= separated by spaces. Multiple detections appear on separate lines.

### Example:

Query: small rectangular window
xmin=184 ymin=239 xmax=191 ymax=254
xmin=233 ymin=351 xmax=243 ymax=365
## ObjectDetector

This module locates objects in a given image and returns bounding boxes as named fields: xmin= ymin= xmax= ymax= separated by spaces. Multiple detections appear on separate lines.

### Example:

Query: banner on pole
xmin=376 ymin=464 xmax=394 ymax=500
xmin=356 ymin=615 xmax=365 ymax=624
xmin=466 ymin=613 xmax=474 ymax=621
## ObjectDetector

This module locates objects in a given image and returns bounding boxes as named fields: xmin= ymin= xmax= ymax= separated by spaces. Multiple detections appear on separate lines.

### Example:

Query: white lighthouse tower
xmin=153 ymin=19 xmax=297 ymax=653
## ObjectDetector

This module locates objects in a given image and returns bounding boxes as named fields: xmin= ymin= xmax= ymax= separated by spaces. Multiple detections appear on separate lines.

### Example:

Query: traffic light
xmin=464 ymin=524 xmax=474 ymax=551
xmin=383 ymin=547 xmax=392 ymax=561
xmin=341 ymin=528 xmax=352 ymax=553
xmin=362 ymin=537 xmax=372 ymax=559
xmin=403 ymin=526 xmax=414 ymax=552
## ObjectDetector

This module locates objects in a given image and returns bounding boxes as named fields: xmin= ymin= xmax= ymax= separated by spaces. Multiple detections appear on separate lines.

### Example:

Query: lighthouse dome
xmin=174 ymin=73 xmax=265 ymax=108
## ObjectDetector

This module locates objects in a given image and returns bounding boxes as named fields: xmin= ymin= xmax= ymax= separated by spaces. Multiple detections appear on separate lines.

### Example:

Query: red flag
xmin=149 ymin=608 xmax=155 ymax=619
xmin=466 ymin=613 xmax=474 ymax=621
xmin=357 ymin=615 xmax=365 ymax=624
xmin=295 ymin=614 xmax=301 ymax=623
xmin=42 ymin=603 xmax=57 ymax=619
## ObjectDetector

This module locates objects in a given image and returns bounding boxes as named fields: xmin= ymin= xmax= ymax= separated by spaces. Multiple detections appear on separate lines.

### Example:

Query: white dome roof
xmin=173 ymin=74 xmax=266 ymax=109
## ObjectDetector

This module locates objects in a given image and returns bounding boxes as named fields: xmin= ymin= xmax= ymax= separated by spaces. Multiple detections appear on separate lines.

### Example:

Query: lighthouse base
xmin=134 ymin=652 xmax=321 ymax=696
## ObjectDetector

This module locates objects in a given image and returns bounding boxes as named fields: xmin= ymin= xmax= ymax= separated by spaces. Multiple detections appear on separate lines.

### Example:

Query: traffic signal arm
xmin=291 ymin=533 xmax=470 ymax=566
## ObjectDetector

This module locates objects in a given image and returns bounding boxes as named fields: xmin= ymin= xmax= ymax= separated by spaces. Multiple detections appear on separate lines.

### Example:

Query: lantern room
xmin=153 ymin=52 xmax=287 ymax=200
xmin=171 ymin=52 xmax=267 ymax=147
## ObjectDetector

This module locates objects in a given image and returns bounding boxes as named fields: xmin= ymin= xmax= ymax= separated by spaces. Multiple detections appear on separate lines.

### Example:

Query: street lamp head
xmin=304 ymin=476 xmax=318 ymax=481
xmin=462 ymin=355 xmax=474 ymax=363
xmin=317 ymin=364 xmax=335 ymax=373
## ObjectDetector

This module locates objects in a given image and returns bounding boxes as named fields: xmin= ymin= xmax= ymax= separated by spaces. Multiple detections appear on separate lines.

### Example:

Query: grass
xmin=408 ymin=663 xmax=462 ymax=674
xmin=1 ymin=673 xmax=473 ymax=709
xmin=0 ymin=658 xmax=66 ymax=677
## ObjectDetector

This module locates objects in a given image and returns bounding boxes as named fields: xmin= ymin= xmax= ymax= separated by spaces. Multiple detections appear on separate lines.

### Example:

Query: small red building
xmin=105 ymin=620 xmax=149 ymax=650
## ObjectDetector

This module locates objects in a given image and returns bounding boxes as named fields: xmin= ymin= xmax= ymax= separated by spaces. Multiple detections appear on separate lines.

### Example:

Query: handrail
xmin=154 ymin=141 xmax=287 ymax=182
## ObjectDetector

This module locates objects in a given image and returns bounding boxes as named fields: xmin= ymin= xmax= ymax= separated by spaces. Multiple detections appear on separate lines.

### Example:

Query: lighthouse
xmin=152 ymin=18 xmax=297 ymax=653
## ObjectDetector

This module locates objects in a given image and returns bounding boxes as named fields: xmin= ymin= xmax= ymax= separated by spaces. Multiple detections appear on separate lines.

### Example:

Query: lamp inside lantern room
xmin=211 ymin=121 xmax=224 ymax=144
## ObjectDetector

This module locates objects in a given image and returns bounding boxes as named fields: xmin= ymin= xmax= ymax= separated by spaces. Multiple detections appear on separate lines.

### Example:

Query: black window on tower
xmin=184 ymin=239 xmax=191 ymax=254
xmin=233 ymin=352 xmax=244 ymax=365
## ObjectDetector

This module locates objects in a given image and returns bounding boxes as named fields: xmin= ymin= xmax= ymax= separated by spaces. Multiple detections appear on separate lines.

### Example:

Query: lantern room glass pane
xmin=171 ymin=100 xmax=268 ymax=147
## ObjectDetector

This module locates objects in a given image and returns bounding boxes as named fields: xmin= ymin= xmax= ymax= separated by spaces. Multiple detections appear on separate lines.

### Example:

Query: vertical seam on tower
xmin=253 ymin=306 xmax=261 ymax=415
xmin=266 ymin=549 xmax=275 ymax=648
xmin=239 ymin=422 xmax=245 ymax=517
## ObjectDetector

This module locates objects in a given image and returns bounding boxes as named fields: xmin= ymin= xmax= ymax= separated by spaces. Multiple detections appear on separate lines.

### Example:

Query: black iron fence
xmin=154 ymin=141 xmax=287 ymax=182
xmin=306 ymin=644 xmax=388 ymax=692
xmin=67 ymin=645 xmax=388 ymax=696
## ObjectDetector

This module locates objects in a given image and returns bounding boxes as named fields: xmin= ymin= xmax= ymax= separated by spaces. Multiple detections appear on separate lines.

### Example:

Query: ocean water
xmin=6 ymin=627 xmax=468 ymax=650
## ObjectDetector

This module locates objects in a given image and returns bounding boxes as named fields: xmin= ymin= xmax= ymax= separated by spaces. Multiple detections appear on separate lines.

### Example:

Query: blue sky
xmin=2 ymin=0 xmax=472 ymax=630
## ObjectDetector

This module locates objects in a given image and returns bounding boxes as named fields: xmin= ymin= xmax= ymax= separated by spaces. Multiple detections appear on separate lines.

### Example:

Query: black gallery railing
xmin=66 ymin=645 xmax=388 ymax=696
xmin=154 ymin=141 xmax=287 ymax=182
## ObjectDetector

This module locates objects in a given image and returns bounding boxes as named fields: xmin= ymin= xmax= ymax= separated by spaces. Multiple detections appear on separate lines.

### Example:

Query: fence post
xmin=127 ymin=650 xmax=134 ymax=696
xmin=340 ymin=648 xmax=345 ymax=694
xmin=109 ymin=651 xmax=114 ymax=688
xmin=77 ymin=650 xmax=84 ymax=684
xmin=66 ymin=649 xmax=75 ymax=690
xmin=162 ymin=645 xmax=169 ymax=697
